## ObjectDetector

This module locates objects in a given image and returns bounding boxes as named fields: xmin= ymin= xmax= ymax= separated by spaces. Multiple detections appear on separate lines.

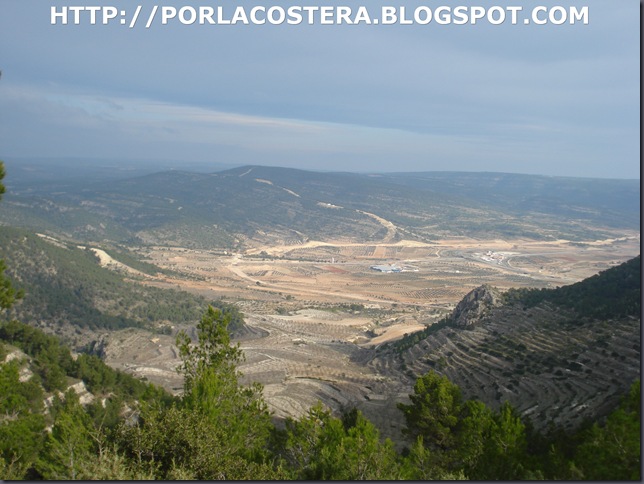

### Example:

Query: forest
xmin=504 ymin=255 xmax=641 ymax=320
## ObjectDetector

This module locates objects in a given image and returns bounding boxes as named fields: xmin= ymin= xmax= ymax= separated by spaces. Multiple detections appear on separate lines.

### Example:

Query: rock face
xmin=368 ymin=259 xmax=641 ymax=434
xmin=451 ymin=284 xmax=502 ymax=328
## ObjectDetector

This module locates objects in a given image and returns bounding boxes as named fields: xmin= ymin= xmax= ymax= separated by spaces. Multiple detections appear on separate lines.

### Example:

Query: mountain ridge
xmin=1 ymin=165 xmax=638 ymax=249
xmin=365 ymin=256 xmax=641 ymax=431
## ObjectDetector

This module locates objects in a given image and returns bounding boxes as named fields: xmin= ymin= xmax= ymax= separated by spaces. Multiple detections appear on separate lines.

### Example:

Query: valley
xmin=1 ymin=163 xmax=640 ymax=446
xmin=137 ymin=233 xmax=639 ymax=306
xmin=91 ymin=230 xmax=639 ymax=442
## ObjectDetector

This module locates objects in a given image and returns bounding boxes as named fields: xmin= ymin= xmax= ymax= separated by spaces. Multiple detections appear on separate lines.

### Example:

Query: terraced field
xmin=366 ymin=299 xmax=640 ymax=432
xmin=95 ymin=233 xmax=638 ymax=442
xmin=100 ymin=308 xmax=402 ymax=428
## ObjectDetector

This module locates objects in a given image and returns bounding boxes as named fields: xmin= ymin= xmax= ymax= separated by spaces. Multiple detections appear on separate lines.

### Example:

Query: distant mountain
xmin=3 ymin=157 xmax=239 ymax=187
xmin=384 ymin=171 xmax=640 ymax=229
xmin=365 ymin=256 xmax=641 ymax=432
xmin=0 ymin=165 xmax=639 ymax=248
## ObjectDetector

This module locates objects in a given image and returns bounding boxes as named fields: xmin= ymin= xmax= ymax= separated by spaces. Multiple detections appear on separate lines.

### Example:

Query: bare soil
xmin=98 ymin=231 xmax=639 ymax=440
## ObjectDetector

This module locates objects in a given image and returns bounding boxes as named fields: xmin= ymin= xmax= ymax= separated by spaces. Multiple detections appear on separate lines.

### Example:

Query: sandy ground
xmin=124 ymin=232 xmax=641 ymax=343
xmin=90 ymin=248 xmax=151 ymax=278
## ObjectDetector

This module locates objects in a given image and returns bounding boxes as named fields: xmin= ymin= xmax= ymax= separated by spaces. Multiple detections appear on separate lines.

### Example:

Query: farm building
xmin=370 ymin=264 xmax=402 ymax=273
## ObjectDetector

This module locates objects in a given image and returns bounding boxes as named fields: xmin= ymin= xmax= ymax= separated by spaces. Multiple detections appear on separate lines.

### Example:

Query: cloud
xmin=0 ymin=0 xmax=639 ymax=178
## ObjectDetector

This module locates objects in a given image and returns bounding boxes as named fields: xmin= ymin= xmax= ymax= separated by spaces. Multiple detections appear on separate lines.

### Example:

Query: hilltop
xmin=1 ymin=164 xmax=639 ymax=249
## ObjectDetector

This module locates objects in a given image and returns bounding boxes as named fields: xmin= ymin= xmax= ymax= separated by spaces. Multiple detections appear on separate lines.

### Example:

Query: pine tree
xmin=115 ymin=305 xmax=280 ymax=479
xmin=36 ymin=390 xmax=95 ymax=479
xmin=573 ymin=380 xmax=641 ymax=480
xmin=276 ymin=402 xmax=401 ymax=480
xmin=397 ymin=370 xmax=463 ymax=452
xmin=0 ymin=162 xmax=23 ymax=311
xmin=176 ymin=305 xmax=272 ymax=462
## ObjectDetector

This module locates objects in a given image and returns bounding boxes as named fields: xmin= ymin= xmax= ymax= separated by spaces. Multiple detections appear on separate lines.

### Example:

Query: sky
xmin=0 ymin=0 xmax=639 ymax=178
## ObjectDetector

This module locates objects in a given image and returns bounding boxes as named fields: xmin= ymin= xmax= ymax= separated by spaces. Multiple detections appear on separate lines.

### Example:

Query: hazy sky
xmin=0 ymin=1 xmax=639 ymax=178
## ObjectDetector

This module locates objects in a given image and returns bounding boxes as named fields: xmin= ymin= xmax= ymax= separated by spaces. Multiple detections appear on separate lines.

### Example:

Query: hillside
xmin=0 ymin=319 xmax=175 ymax=479
xmin=1 ymin=300 xmax=639 ymax=480
xmin=385 ymin=171 xmax=640 ymax=229
xmin=364 ymin=256 xmax=641 ymax=432
xmin=0 ymin=226 xmax=238 ymax=345
xmin=1 ymin=165 xmax=639 ymax=248
xmin=1 ymin=312 xmax=639 ymax=480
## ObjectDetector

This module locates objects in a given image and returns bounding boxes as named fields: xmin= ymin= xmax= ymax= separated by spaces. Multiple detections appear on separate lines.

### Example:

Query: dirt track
xmin=98 ymin=231 xmax=639 ymax=438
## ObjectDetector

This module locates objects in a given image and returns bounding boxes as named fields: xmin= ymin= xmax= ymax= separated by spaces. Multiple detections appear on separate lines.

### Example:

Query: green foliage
xmin=0 ymin=412 xmax=45 ymax=480
xmin=271 ymin=402 xmax=334 ymax=478
xmin=400 ymin=437 xmax=467 ymax=480
xmin=398 ymin=370 xmax=532 ymax=479
xmin=274 ymin=402 xmax=401 ymax=480
xmin=471 ymin=401 xmax=528 ymax=480
xmin=0 ymin=163 xmax=24 ymax=311
xmin=0 ymin=360 xmax=44 ymax=415
xmin=35 ymin=390 xmax=155 ymax=480
xmin=0 ymin=320 xmax=75 ymax=392
xmin=326 ymin=410 xmax=401 ymax=479
xmin=573 ymin=379 xmax=640 ymax=480
xmin=0 ymin=320 xmax=173 ymax=408
xmin=0 ymin=258 xmax=24 ymax=311
xmin=117 ymin=332 xmax=284 ymax=480
xmin=0 ymin=361 xmax=46 ymax=479
xmin=0 ymin=226 xmax=209 ymax=330
xmin=73 ymin=352 xmax=173 ymax=406
xmin=455 ymin=399 xmax=495 ymax=472
xmin=68 ymin=443 xmax=157 ymax=480
xmin=0 ymin=315 xmax=639 ymax=481
xmin=176 ymin=305 xmax=245 ymax=393
xmin=505 ymin=256 xmax=641 ymax=320
xmin=398 ymin=370 xmax=463 ymax=452
xmin=116 ymin=402 xmax=284 ymax=480
xmin=176 ymin=306 xmax=273 ymax=463
xmin=210 ymin=299 xmax=247 ymax=333
xmin=36 ymin=390 xmax=96 ymax=479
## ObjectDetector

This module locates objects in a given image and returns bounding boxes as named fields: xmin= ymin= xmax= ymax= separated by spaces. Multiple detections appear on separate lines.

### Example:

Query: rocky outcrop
xmin=44 ymin=380 xmax=95 ymax=409
xmin=451 ymin=284 xmax=502 ymax=328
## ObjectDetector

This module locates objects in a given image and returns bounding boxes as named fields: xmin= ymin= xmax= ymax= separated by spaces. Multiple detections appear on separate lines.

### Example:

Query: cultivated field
xmin=136 ymin=233 xmax=640 ymax=304
xmin=98 ymin=229 xmax=639 ymax=440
